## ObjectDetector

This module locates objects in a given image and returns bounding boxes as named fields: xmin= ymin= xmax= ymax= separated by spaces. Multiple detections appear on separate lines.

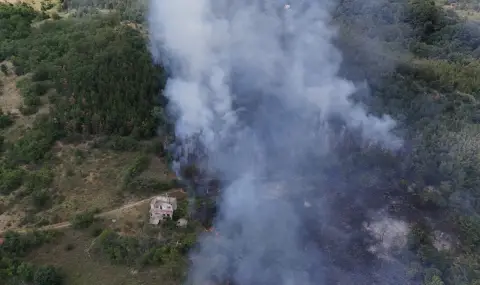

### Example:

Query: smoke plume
xmin=148 ymin=0 xmax=404 ymax=284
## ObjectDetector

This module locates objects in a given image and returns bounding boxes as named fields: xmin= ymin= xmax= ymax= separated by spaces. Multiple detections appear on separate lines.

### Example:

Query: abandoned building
xmin=149 ymin=195 xmax=178 ymax=225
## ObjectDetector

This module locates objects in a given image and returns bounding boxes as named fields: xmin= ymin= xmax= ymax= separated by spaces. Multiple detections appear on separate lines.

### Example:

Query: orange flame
xmin=204 ymin=227 xmax=221 ymax=238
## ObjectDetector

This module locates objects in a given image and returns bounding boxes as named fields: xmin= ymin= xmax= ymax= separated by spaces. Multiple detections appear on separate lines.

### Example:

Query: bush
xmin=17 ymin=77 xmax=52 ymax=101
xmin=0 ymin=109 xmax=14 ymax=129
xmin=34 ymin=265 xmax=63 ymax=285
xmin=0 ymin=64 xmax=7 ymax=75
xmin=92 ymin=136 xmax=140 ymax=151
xmin=95 ymin=229 xmax=185 ymax=269
xmin=126 ymin=177 xmax=181 ymax=193
xmin=1 ymin=230 xmax=57 ymax=257
xmin=122 ymin=154 xmax=150 ymax=186
xmin=0 ymin=166 xmax=24 ymax=195
xmin=0 ymin=135 xmax=5 ymax=152
xmin=457 ymin=216 xmax=480 ymax=252
xmin=31 ymin=189 xmax=51 ymax=210
xmin=7 ymin=116 xmax=62 ymax=164
xmin=0 ymin=229 xmax=61 ymax=284
xmin=64 ymin=243 xmax=75 ymax=251
xmin=70 ymin=210 xmax=96 ymax=229
xmin=24 ymin=168 xmax=54 ymax=194
xmin=90 ymin=226 xmax=103 ymax=237
xmin=16 ymin=262 xmax=35 ymax=282
xmin=51 ymin=12 xmax=60 ymax=20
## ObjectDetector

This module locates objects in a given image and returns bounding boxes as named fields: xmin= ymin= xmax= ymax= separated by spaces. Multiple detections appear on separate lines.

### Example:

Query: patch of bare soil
xmin=1 ymin=0 xmax=44 ymax=10
xmin=0 ymin=61 xmax=51 ymax=140
xmin=45 ymin=145 xmax=135 ymax=220
xmin=0 ymin=205 xmax=25 ymax=232
xmin=0 ymin=62 xmax=22 ymax=115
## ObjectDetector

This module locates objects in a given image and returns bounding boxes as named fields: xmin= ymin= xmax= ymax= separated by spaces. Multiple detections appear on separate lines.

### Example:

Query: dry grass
xmin=0 ymin=67 xmax=175 ymax=234
xmin=0 ymin=0 xmax=56 ymax=11
xmin=141 ymin=155 xmax=177 ymax=181
xmin=28 ymin=229 xmax=177 ymax=285
xmin=0 ymin=204 xmax=25 ymax=231
xmin=455 ymin=9 xmax=480 ymax=21
xmin=1 ymin=0 xmax=42 ymax=10
xmin=45 ymin=144 xmax=172 ymax=221
xmin=0 ymin=141 xmax=174 ymax=232
xmin=99 ymin=200 xmax=150 ymax=236
xmin=442 ymin=5 xmax=480 ymax=21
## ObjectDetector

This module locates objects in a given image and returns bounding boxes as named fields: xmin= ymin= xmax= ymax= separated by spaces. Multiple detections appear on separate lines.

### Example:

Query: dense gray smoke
xmin=148 ymin=0 xmax=403 ymax=284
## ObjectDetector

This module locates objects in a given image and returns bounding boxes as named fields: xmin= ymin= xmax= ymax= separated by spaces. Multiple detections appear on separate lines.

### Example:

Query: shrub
xmin=64 ymin=243 xmax=75 ymax=251
xmin=92 ymin=136 xmax=139 ymax=151
xmin=0 ymin=64 xmax=8 ymax=75
xmin=90 ymin=226 xmax=103 ymax=237
xmin=51 ymin=12 xmax=60 ymax=20
xmin=1 ymin=230 xmax=57 ymax=257
xmin=70 ymin=210 xmax=96 ymax=229
xmin=0 ymin=166 xmax=25 ymax=195
xmin=19 ymin=104 xmax=39 ymax=115
xmin=18 ymin=78 xmax=52 ymax=99
xmin=126 ymin=178 xmax=181 ymax=193
xmin=16 ymin=262 xmax=35 ymax=282
xmin=7 ymin=117 xmax=62 ymax=164
xmin=122 ymin=154 xmax=150 ymax=186
xmin=24 ymin=168 xmax=54 ymax=194
xmin=31 ymin=189 xmax=51 ymax=210
xmin=34 ymin=265 xmax=63 ymax=285
xmin=0 ymin=135 xmax=4 ymax=152
xmin=0 ymin=109 xmax=14 ymax=129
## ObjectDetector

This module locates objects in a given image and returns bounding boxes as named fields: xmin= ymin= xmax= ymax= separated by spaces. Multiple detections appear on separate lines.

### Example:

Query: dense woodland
xmin=333 ymin=1 xmax=480 ymax=284
xmin=0 ymin=0 xmax=480 ymax=284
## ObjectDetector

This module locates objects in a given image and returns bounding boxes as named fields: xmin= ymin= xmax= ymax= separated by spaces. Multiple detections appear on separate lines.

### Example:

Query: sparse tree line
xmin=0 ymin=231 xmax=63 ymax=285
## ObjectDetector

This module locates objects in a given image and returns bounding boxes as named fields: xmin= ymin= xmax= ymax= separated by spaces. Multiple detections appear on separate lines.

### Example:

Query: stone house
xmin=149 ymin=195 xmax=178 ymax=225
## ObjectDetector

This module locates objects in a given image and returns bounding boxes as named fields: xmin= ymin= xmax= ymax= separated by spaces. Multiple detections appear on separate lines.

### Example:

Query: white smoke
xmin=148 ymin=0 xmax=403 ymax=284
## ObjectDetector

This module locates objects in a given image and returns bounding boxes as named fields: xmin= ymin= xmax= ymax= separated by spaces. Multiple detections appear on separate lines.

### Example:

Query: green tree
xmin=33 ymin=265 xmax=63 ymax=285
xmin=0 ymin=64 xmax=7 ymax=75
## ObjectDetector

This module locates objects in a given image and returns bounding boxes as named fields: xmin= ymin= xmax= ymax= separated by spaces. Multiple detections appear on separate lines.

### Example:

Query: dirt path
xmin=0 ymin=189 xmax=186 ymax=236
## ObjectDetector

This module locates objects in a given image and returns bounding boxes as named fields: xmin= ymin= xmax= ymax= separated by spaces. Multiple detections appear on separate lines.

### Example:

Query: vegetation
xmin=0 ymin=3 xmax=174 ymax=281
xmin=0 ymin=109 xmax=14 ymax=129
xmin=70 ymin=210 xmax=97 ymax=229
xmin=63 ymin=0 xmax=147 ymax=23
xmin=6 ymin=116 xmax=61 ymax=165
xmin=0 ymin=163 xmax=25 ymax=195
xmin=1 ymin=0 xmax=480 ymax=284
xmin=94 ymin=222 xmax=196 ymax=280
xmin=0 ymin=231 xmax=63 ymax=285
xmin=122 ymin=154 xmax=151 ymax=186
xmin=1 ymin=2 xmax=165 ymax=140
xmin=329 ymin=0 xmax=480 ymax=284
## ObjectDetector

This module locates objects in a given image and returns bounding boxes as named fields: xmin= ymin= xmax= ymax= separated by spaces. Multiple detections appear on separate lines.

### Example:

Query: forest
xmin=0 ymin=0 xmax=480 ymax=284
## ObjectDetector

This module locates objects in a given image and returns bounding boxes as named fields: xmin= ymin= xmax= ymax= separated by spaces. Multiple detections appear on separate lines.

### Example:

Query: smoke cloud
xmin=148 ymin=0 xmax=404 ymax=284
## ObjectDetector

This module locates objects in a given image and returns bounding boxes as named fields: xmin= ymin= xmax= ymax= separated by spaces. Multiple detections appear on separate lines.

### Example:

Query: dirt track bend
xmin=0 ymin=189 xmax=185 ymax=236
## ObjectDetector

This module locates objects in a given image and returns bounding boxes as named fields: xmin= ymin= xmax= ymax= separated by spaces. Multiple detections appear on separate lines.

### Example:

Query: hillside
xmin=0 ymin=0 xmax=480 ymax=285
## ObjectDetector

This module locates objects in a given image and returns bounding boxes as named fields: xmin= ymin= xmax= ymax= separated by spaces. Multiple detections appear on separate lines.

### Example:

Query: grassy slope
xmin=0 ymin=2 xmax=190 ymax=284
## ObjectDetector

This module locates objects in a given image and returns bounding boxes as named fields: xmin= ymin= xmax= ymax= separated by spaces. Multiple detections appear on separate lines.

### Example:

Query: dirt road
xmin=0 ymin=189 xmax=186 ymax=236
